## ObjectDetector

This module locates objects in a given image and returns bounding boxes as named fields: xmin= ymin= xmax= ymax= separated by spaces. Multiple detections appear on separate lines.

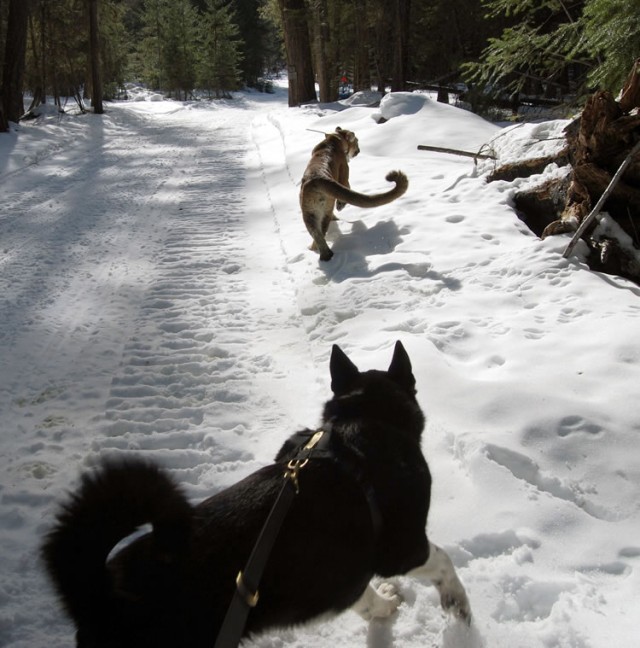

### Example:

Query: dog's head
xmin=327 ymin=341 xmax=423 ymax=437
xmin=330 ymin=341 xmax=415 ymax=396
xmin=334 ymin=126 xmax=360 ymax=159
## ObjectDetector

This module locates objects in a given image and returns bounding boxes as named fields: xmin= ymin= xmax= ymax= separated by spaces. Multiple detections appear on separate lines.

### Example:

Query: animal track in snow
xmin=492 ymin=575 xmax=573 ymax=622
xmin=452 ymin=529 xmax=540 ymax=567
xmin=556 ymin=415 xmax=604 ymax=437
xmin=485 ymin=444 xmax=612 ymax=520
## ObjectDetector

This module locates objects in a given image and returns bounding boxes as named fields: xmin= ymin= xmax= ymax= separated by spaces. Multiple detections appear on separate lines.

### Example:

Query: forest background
xmin=1 ymin=0 xmax=639 ymax=131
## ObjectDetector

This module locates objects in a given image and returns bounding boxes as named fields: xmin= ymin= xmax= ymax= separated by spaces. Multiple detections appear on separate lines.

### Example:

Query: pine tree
xmin=232 ymin=0 xmax=272 ymax=88
xmin=462 ymin=0 xmax=586 ymax=99
xmin=98 ymin=1 xmax=129 ymax=99
xmin=25 ymin=0 xmax=88 ymax=110
xmin=162 ymin=0 xmax=198 ymax=99
xmin=138 ymin=0 xmax=164 ymax=89
xmin=88 ymin=0 xmax=103 ymax=113
xmin=197 ymin=0 xmax=243 ymax=98
xmin=139 ymin=0 xmax=198 ymax=98
xmin=579 ymin=0 xmax=640 ymax=91
xmin=410 ymin=0 xmax=494 ymax=83
xmin=1 ymin=0 xmax=29 ymax=126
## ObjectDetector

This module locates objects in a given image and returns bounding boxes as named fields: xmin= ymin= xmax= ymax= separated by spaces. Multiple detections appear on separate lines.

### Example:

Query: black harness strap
xmin=213 ymin=427 xmax=383 ymax=648
xmin=213 ymin=430 xmax=328 ymax=648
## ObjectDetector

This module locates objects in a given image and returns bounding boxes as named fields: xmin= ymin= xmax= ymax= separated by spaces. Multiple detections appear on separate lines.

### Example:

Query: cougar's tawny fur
xmin=299 ymin=127 xmax=408 ymax=261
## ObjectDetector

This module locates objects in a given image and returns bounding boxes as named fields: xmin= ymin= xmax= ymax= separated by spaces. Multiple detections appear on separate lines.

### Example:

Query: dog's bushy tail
xmin=41 ymin=458 xmax=192 ymax=628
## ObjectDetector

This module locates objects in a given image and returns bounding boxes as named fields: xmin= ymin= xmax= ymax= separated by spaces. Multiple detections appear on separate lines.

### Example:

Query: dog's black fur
xmin=42 ymin=342 xmax=459 ymax=647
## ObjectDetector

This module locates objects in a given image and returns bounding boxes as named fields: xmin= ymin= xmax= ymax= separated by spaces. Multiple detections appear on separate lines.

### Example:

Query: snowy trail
xmin=0 ymin=96 xmax=321 ymax=647
xmin=96 ymin=109 xmax=255 ymax=479
xmin=95 ymin=102 xmax=324 ymax=495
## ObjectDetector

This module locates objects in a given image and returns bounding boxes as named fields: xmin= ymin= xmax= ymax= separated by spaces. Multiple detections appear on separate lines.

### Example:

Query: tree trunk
xmin=278 ymin=0 xmax=316 ymax=107
xmin=26 ymin=4 xmax=48 ymax=112
xmin=88 ymin=0 xmax=103 ymax=114
xmin=352 ymin=0 xmax=370 ymax=92
xmin=391 ymin=0 xmax=410 ymax=92
xmin=1 ymin=0 xmax=30 ymax=128
xmin=618 ymin=58 xmax=640 ymax=115
xmin=310 ymin=0 xmax=336 ymax=102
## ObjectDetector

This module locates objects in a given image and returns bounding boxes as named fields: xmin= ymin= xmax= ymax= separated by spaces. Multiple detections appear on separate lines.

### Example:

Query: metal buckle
xmin=303 ymin=429 xmax=324 ymax=451
xmin=283 ymin=429 xmax=324 ymax=493
xmin=286 ymin=458 xmax=308 ymax=493
xmin=236 ymin=571 xmax=259 ymax=608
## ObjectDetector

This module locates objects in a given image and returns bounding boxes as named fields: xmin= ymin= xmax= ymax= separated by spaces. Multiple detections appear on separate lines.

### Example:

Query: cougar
xmin=299 ymin=127 xmax=408 ymax=261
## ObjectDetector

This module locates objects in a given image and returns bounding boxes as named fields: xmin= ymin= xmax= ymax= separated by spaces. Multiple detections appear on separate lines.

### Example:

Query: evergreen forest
xmin=1 ymin=0 xmax=639 ymax=130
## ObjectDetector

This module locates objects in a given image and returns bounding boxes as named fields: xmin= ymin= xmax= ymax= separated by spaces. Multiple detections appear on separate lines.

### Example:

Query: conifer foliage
xmin=463 ymin=0 xmax=640 ymax=102
xmin=579 ymin=0 xmax=640 ymax=91
xmin=197 ymin=0 xmax=243 ymax=98
xmin=1 ymin=0 xmax=640 ymax=128
xmin=138 ymin=0 xmax=200 ymax=99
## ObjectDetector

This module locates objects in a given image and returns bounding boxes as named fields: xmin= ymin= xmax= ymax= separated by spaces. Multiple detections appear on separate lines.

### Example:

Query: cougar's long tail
xmin=313 ymin=170 xmax=408 ymax=208
xmin=41 ymin=459 xmax=192 ymax=629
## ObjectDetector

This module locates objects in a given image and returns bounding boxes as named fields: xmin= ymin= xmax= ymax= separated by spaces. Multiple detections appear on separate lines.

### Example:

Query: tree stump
xmin=490 ymin=59 xmax=640 ymax=284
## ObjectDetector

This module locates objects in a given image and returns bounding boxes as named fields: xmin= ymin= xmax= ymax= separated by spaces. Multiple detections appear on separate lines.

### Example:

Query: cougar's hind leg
xmin=303 ymin=211 xmax=334 ymax=261
xmin=321 ymin=213 xmax=333 ymax=236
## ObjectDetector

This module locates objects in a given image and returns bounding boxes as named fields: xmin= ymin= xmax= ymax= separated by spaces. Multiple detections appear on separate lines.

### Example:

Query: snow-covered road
xmin=0 ymin=95 xmax=317 ymax=646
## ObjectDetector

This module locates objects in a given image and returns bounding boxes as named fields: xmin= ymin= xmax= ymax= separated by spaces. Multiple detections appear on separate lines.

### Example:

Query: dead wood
xmin=619 ymin=58 xmax=640 ymax=115
xmin=492 ymin=60 xmax=640 ymax=284
xmin=563 ymin=141 xmax=640 ymax=258
xmin=417 ymin=144 xmax=496 ymax=160
xmin=489 ymin=151 xmax=569 ymax=183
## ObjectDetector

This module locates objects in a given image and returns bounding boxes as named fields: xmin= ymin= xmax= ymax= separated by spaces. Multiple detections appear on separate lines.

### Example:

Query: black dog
xmin=42 ymin=342 xmax=470 ymax=647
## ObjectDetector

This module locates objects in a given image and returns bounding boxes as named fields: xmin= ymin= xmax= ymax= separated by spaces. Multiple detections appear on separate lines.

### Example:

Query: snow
xmin=1 ymin=81 xmax=639 ymax=648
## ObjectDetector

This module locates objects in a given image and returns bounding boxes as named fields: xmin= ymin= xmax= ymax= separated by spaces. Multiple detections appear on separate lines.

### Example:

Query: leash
xmin=213 ymin=429 xmax=328 ymax=648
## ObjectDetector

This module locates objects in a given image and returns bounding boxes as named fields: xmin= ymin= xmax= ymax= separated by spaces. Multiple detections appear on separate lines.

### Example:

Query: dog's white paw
xmin=353 ymin=582 xmax=402 ymax=621
xmin=407 ymin=542 xmax=472 ymax=624
xmin=439 ymin=580 xmax=472 ymax=624
xmin=377 ymin=582 xmax=402 ymax=617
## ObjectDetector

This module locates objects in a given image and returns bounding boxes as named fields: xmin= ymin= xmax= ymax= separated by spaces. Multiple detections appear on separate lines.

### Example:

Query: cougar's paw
xmin=319 ymin=249 xmax=334 ymax=262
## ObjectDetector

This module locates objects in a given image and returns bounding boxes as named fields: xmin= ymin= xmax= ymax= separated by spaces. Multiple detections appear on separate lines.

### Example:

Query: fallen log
xmin=563 ymin=140 xmax=640 ymax=258
xmin=488 ymin=151 xmax=568 ymax=182
xmin=491 ymin=59 xmax=640 ymax=284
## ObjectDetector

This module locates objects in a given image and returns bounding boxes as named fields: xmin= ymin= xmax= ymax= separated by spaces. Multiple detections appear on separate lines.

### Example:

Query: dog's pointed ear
xmin=330 ymin=345 xmax=360 ymax=395
xmin=388 ymin=341 xmax=416 ymax=393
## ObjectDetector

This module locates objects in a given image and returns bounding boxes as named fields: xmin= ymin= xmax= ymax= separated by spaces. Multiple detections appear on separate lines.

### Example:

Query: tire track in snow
xmin=91 ymin=111 xmax=263 ymax=491
xmin=1 ymin=100 xmax=326 ymax=648
xmin=1 ymin=107 xmax=252 ymax=648
xmin=92 ymin=104 xmax=324 ymax=497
